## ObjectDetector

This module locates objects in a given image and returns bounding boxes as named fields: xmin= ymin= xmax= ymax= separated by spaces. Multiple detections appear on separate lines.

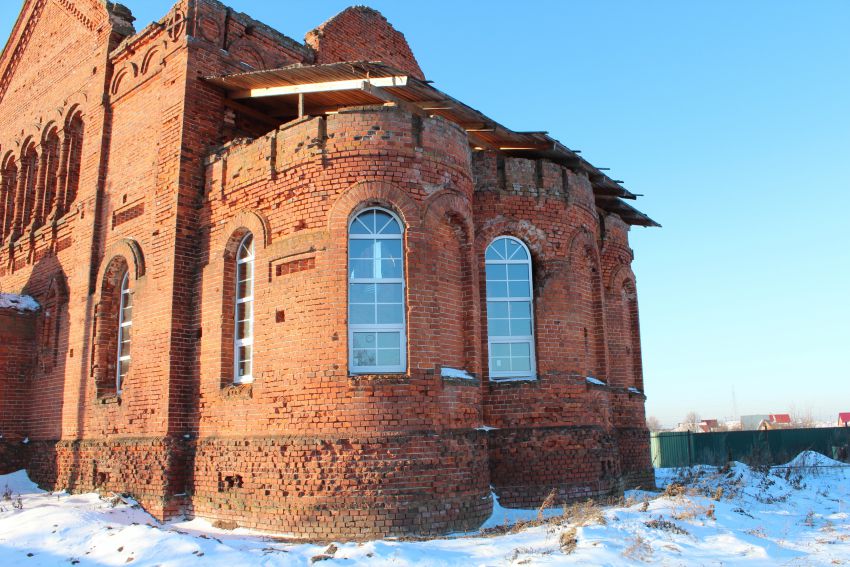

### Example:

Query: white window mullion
xmin=486 ymin=236 xmax=536 ymax=380
xmin=234 ymin=234 xmax=255 ymax=384
xmin=116 ymin=271 xmax=131 ymax=394
xmin=348 ymin=208 xmax=406 ymax=374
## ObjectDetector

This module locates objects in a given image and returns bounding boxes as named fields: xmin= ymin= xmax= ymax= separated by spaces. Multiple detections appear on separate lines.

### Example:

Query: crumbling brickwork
xmin=0 ymin=0 xmax=654 ymax=539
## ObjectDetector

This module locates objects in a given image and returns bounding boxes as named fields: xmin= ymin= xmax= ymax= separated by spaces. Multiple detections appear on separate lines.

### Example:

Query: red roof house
xmin=839 ymin=413 xmax=850 ymax=427
xmin=769 ymin=414 xmax=792 ymax=424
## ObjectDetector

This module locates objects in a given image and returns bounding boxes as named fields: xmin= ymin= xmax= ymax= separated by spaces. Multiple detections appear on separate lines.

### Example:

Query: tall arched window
xmin=485 ymin=236 xmax=536 ymax=380
xmin=116 ymin=271 xmax=132 ymax=394
xmin=348 ymin=208 xmax=405 ymax=373
xmin=234 ymin=233 xmax=254 ymax=383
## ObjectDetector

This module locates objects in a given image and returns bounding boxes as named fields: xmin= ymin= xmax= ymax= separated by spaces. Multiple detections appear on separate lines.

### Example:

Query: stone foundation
xmin=187 ymin=430 xmax=491 ymax=539
xmin=488 ymin=426 xmax=625 ymax=507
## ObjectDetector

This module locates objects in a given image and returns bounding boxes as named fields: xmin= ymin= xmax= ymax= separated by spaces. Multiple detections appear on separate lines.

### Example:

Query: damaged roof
xmin=206 ymin=61 xmax=658 ymax=227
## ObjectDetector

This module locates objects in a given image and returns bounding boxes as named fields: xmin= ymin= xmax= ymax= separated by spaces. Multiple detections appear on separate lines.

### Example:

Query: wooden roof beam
xmin=230 ymin=76 xmax=409 ymax=100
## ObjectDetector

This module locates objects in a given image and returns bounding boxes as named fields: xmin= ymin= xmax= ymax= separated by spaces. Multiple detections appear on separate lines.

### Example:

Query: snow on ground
xmin=1 ymin=451 xmax=849 ymax=566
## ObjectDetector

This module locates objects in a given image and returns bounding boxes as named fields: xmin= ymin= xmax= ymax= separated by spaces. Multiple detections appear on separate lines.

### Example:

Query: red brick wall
xmin=0 ymin=0 xmax=654 ymax=538
xmin=192 ymin=106 xmax=488 ymax=537
xmin=471 ymin=151 xmax=653 ymax=502
xmin=305 ymin=6 xmax=425 ymax=80
xmin=0 ymin=308 xmax=36 ymax=472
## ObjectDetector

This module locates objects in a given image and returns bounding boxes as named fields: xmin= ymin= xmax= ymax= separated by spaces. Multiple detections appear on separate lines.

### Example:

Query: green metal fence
xmin=651 ymin=427 xmax=850 ymax=468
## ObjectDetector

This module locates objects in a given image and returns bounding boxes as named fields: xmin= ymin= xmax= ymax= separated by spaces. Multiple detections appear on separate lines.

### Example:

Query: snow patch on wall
xmin=441 ymin=367 xmax=475 ymax=380
xmin=0 ymin=293 xmax=39 ymax=312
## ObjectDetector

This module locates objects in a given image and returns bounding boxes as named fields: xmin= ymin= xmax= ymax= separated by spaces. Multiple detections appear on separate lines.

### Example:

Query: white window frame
xmin=485 ymin=236 xmax=537 ymax=380
xmin=116 ymin=271 xmax=131 ymax=394
xmin=234 ymin=233 xmax=255 ymax=384
xmin=348 ymin=207 xmax=407 ymax=374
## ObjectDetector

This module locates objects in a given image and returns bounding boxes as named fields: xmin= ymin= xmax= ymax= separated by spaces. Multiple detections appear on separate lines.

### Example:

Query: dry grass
xmin=622 ymin=534 xmax=653 ymax=562
xmin=644 ymin=518 xmax=690 ymax=536
xmin=559 ymin=526 xmax=577 ymax=554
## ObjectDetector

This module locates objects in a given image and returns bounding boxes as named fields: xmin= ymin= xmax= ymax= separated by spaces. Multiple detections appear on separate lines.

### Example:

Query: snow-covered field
xmin=1 ymin=451 xmax=848 ymax=566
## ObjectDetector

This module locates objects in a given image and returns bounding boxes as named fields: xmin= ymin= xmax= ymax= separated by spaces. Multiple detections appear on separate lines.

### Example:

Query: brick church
xmin=0 ymin=0 xmax=658 ymax=538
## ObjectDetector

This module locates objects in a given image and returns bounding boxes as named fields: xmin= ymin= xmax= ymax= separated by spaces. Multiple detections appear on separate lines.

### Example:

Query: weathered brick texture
xmin=0 ymin=0 xmax=654 ymax=539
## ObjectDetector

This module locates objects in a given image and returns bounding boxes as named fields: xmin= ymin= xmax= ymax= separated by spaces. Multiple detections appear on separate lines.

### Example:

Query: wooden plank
xmin=230 ymin=76 xmax=409 ymax=100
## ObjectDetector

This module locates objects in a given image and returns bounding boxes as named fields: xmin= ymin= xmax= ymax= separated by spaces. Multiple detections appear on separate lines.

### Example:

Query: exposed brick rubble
xmin=0 ymin=0 xmax=655 ymax=539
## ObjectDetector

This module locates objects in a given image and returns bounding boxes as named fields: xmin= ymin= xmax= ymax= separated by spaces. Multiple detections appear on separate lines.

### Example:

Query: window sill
xmin=487 ymin=376 xmax=538 ymax=387
xmin=349 ymin=373 xmax=409 ymax=384
xmin=220 ymin=382 xmax=253 ymax=400
xmin=97 ymin=395 xmax=121 ymax=405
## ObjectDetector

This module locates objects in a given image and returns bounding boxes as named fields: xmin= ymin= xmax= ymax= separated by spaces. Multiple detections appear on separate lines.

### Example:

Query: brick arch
xmin=140 ymin=43 xmax=166 ymax=75
xmin=565 ymin=227 xmax=608 ymax=382
xmin=229 ymin=41 xmax=265 ymax=70
xmin=607 ymin=262 xmax=635 ymax=294
xmin=96 ymin=238 xmax=145 ymax=284
xmin=60 ymin=110 xmax=84 ymax=214
xmin=40 ymin=121 xmax=60 ymax=143
xmin=566 ymin=227 xmax=601 ymax=269
xmin=0 ymin=151 xmax=17 ymax=241
xmin=606 ymin=263 xmax=642 ymax=390
xmin=61 ymin=91 xmax=88 ymax=118
xmin=474 ymin=218 xmax=547 ymax=263
xmin=218 ymin=209 xmax=271 ymax=254
xmin=422 ymin=189 xmax=480 ymax=374
xmin=327 ymin=180 xmax=422 ymax=237
xmin=110 ymin=63 xmax=137 ymax=96
xmin=34 ymin=124 xmax=61 ymax=228
xmin=16 ymin=139 xmax=39 ymax=236
xmin=62 ymin=102 xmax=86 ymax=127
xmin=37 ymin=271 xmax=68 ymax=372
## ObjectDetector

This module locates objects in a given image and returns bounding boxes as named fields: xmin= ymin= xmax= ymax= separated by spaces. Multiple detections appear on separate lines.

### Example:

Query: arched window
xmin=116 ymin=271 xmax=132 ymax=394
xmin=234 ymin=233 xmax=254 ymax=383
xmin=485 ymin=236 xmax=536 ymax=380
xmin=348 ymin=208 xmax=405 ymax=373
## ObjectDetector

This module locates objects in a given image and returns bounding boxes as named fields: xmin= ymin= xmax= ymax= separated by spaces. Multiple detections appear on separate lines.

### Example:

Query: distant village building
xmin=741 ymin=415 xmax=771 ymax=431
xmin=839 ymin=413 xmax=850 ymax=427
xmin=769 ymin=414 xmax=792 ymax=425
xmin=756 ymin=414 xmax=793 ymax=431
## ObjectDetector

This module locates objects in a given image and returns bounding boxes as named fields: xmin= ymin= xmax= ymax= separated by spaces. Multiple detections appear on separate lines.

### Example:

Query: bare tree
xmin=646 ymin=416 xmax=663 ymax=432
xmin=791 ymin=405 xmax=817 ymax=429
xmin=683 ymin=411 xmax=701 ymax=431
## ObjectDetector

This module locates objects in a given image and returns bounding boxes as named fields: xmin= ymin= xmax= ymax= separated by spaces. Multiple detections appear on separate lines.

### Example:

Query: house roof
xmin=839 ymin=412 xmax=850 ymax=422
xmin=205 ymin=61 xmax=658 ymax=227
xmin=770 ymin=414 xmax=792 ymax=424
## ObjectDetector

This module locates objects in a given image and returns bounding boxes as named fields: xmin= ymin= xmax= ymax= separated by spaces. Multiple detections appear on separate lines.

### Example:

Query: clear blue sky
xmin=2 ymin=1 xmax=848 ymax=427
